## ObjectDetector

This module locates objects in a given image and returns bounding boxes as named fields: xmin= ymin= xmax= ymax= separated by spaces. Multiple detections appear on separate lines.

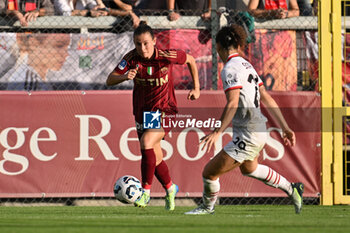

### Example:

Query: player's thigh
xmin=202 ymin=149 xmax=241 ymax=180
xmin=140 ymin=128 xmax=165 ymax=149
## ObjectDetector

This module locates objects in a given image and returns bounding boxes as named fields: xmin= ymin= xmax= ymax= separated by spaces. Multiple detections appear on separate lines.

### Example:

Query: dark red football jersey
xmin=114 ymin=47 xmax=187 ymax=123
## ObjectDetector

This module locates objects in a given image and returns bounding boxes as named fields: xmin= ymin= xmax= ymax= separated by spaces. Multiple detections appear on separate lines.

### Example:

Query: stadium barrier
xmin=0 ymin=11 xmax=319 ymax=91
xmin=0 ymin=6 xmax=322 ymax=206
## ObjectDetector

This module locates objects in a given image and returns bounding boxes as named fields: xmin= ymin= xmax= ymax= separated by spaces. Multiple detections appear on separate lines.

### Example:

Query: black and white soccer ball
xmin=113 ymin=175 xmax=143 ymax=204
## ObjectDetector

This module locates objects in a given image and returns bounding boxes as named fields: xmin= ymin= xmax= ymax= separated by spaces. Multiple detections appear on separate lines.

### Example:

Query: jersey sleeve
xmin=257 ymin=75 xmax=264 ymax=87
xmin=113 ymin=51 xmax=132 ymax=75
xmin=159 ymin=49 xmax=187 ymax=65
xmin=174 ymin=49 xmax=187 ymax=64
xmin=222 ymin=68 xmax=242 ymax=92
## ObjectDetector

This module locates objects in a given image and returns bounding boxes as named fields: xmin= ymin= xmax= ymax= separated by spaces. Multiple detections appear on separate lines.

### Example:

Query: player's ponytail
xmin=134 ymin=22 xmax=154 ymax=39
xmin=216 ymin=24 xmax=247 ymax=50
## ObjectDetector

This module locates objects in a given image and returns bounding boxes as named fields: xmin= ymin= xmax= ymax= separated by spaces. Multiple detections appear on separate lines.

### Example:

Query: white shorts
xmin=223 ymin=124 xmax=267 ymax=163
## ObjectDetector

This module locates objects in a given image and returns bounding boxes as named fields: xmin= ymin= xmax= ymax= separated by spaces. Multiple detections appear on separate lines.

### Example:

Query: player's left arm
xmin=259 ymin=85 xmax=296 ymax=146
xmin=185 ymin=54 xmax=200 ymax=100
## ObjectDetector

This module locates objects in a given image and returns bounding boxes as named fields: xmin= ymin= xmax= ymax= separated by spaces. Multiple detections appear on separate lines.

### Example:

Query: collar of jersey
xmin=226 ymin=53 xmax=239 ymax=62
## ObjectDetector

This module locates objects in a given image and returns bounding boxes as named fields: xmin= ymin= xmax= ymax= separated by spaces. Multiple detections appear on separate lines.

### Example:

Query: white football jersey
xmin=221 ymin=53 xmax=267 ymax=127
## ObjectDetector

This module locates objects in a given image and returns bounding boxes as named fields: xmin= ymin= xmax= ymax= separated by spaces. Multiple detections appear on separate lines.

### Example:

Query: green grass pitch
xmin=1 ymin=205 xmax=349 ymax=233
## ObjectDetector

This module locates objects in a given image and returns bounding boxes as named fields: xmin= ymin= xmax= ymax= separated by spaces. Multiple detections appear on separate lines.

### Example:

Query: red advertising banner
xmin=0 ymin=91 xmax=320 ymax=198
xmin=248 ymin=30 xmax=297 ymax=91
xmin=155 ymin=29 xmax=213 ymax=89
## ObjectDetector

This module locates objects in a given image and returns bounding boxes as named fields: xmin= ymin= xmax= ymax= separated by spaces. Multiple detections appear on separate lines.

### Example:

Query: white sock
xmin=202 ymin=178 xmax=220 ymax=210
xmin=143 ymin=189 xmax=150 ymax=195
xmin=166 ymin=184 xmax=174 ymax=194
xmin=244 ymin=164 xmax=293 ymax=196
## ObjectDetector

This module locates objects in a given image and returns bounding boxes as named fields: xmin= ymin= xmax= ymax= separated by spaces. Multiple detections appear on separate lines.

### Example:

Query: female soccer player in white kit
xmin=185 ymin=24 xmax=304 ymax=215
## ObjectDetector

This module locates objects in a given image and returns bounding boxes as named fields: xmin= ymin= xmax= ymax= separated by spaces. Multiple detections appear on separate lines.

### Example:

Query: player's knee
xmin=202 ymin=169 xmax=218 ymax=180
xmin=140 ymin=135 xmax=154 ymax=149
xmin=202 ymin=163 xmax=220 ymax=180
xmin=241 ymin=167 xmax=256 ymax=176
xmin=240 ymin=160 xmax=258 ymax=175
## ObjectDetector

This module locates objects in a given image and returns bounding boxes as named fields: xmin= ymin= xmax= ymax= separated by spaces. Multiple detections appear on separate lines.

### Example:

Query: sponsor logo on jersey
xmin=118 ymin=59 xmax=127 ymax=70
xmin=225 ymin=73 xmax=238 ymax=85
xmin=135 ymin=75 xmax=168 ymax=87
xmin=160 ymin=67 xmax=168 ymax=74
xmin=242 ymin=62 xmax=253 ymax=69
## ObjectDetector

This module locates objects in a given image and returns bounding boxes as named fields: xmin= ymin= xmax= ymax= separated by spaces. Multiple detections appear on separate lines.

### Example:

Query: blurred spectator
xmin=248 ymin=0 xmax=299 ymax=19
xmin=312 ymin=0 xmax=317 ymax=16
xmin=0 ymin=0 xmax=54 ymax=26
xmin=167 ymin=0 xmax=211 ymax=21
xmin=3 ymin=33 xmax=71 ymax=91
xmin=297 ymin=0 xmax=312 ymax=16
xmin=135 ymin=0 xmax=166 ymax=12
xmin=54 ymin=0 xmax=107 ymax=17
xmin=98 ymin=0 xmax=140 ymax=28
xmin=0 ymin=33 xmax=17 ymax=80
xmin=224 ymin=0 xmax=249 ymax=11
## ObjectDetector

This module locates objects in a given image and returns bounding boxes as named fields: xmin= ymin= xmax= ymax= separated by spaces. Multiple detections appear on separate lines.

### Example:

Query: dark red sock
xmin=141 ymin=149 xmax=156 ymax=189
xmin=155 ymin=161 xmax=172 ymax=189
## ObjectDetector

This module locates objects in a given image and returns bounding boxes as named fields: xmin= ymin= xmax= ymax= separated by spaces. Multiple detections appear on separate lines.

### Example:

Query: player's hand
xmin=199 ymin=131 xmax=220 ymax=153
xmin=187 ymin=88 xmax=200 ymax=100
xmin=126 ymin=67 xmax=138 ymax=80
xmin=282 ymin=128 xmax=295 ymax=146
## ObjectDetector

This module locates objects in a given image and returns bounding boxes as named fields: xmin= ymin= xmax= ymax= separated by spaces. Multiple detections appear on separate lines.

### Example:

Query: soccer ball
xmin=113 ymin=175 xmax=143 ymax=204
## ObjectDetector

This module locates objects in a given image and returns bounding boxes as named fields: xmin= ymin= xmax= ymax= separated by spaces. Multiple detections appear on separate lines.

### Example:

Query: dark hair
xmin=216 ymin=24 xmax=247 ymax=50
xmin=133 ymin=22 xmax=154 ymax=39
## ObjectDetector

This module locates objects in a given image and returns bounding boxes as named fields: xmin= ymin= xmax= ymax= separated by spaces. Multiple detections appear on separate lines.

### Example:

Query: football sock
xmin=244 ymin=164 xmax=293 ymax=195
xmin=155 ymin=161 xmax=172 ymax=192
xmin=143 ymin=189 xmax=150 ymax=195
xmin=165 ymin=183 xmax=174 ymax=194
xmin=202 ymin=178 xmax=220 ymax=211
xmin=141 ymin=149 xmax=156 ymax=190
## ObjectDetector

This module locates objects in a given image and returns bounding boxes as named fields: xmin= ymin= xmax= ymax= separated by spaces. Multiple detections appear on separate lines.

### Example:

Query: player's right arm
xmin=106 ymin=68 xmax=138 ymax=86
xmin=199 ymin=66 xmax=242 ymax=153
xmin=199 ymin=88 xmax=240 ymax=153
xmin=259 ymin=85 xmax=296 ymax=146
xmin=106 ymin=52 xmax=137 ymax=86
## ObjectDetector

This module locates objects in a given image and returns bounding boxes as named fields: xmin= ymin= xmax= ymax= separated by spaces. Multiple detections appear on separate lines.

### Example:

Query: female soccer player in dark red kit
xmin=107 ymin=23 xmax=200 ymax=210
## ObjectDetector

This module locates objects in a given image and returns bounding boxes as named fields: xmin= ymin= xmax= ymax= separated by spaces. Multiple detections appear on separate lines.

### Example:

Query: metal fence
xmin=0 ymin=7 xmax=319 ymax=92
xmin=0 ymin=3 xmax=320 ymax=207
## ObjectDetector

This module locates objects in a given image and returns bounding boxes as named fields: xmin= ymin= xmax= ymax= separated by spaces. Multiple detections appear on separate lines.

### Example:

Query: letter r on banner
xmin=75 ymin=115 xmax=118 ymax=161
